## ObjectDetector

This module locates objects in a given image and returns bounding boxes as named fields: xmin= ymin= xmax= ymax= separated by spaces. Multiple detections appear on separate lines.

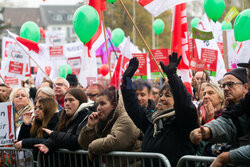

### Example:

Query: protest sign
xmin=150 ymin=49 xmax=169 ymax=73
xmin=201 ymin=48 xmax=218 ymax=72
xmin=224 ymin=6 xmax=239 ymax=24
xmin=0 ymin=102 xmax=14 ymax=146
xmin=192 ymin=28 xmax=214 ymax=41
xmin=133 ymin=53 xmax=147 ymax=76
xmin=45 ymin=30 xmax=66 ymax=46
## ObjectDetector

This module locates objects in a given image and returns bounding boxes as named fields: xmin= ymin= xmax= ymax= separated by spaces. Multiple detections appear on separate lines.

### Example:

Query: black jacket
xmin=18 ymin=112 xmax=59 ymax=148
xmin=121 ymin=74 xmax=199 ymax=166
xmin=43 ymin=102 xmax=96 ymax=151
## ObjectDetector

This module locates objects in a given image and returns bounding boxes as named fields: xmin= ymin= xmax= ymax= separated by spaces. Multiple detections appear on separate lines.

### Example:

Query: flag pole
xmin=0 ymin=74 xmax=6 ymax=84
xmin=101 ymin=12 xmax=112 ymax=79
xmin=118 ymin=0 xmax=166 ymax=79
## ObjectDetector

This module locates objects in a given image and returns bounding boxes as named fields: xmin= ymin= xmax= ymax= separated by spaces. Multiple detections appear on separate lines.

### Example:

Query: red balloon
xmin=99 ymin=64 xmax=109 ymax=76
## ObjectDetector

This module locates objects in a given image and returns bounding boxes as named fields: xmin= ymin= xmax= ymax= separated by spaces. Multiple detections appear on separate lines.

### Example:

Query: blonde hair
xmin=36 ymin=87 xmax=56 ymax=99
xmin=9 ymin=87 xmax=32 ymax=106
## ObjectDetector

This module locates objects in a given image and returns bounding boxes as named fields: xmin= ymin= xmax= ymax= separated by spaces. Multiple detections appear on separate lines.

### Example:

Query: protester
xmin=192 ymin=71 xmax=210 ymax=100
xmin=78 ymin=87 xmax=141 ymax=160
xmin=121 ymin=53 xmax=198 ymax=166
xmin=14 ymin=98 xmax=58 ymax=151
xmin=9 ymin=87 xmax=34 ymax=135
xmin=199 ymin=82 xmax=225 ymax=124
xmin=66 ymin=74 xmax=79 ymax=88
xmin=53 ymin=77 xmax=69 ymax=108
xmin=222 ymin=68 xmax=248 ymax=110
xmin=190 ymin=59 xmax=250 ymax=167
xmin=86 ymin=83 xmax=104 ymax=102
xmin=133 ymin=79 xmax=155 ymax=111
xmin=35 ymin=88 xmax=96 ymax=153
xmin=0 ymin=84 xmax=12 ymax=101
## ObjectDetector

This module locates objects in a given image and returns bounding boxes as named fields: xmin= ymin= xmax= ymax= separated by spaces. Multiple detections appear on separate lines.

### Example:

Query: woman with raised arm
xmin=121 ymin=53 xmax=199 ymax=166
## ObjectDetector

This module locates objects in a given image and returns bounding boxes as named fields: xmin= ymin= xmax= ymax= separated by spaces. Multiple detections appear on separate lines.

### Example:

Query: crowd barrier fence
xmin=176 ymin=155 xmax=216 ymax=167
xmin=0 ymin=147 xmax=35 ymax=167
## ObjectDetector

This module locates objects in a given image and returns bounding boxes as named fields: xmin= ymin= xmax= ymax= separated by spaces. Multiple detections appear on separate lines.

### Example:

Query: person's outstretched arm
xmin=121 ymin=57 xmax=149 ymax=133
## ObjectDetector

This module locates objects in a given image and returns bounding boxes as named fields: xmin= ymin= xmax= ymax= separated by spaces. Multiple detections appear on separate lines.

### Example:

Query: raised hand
xmin=34 ymin=144 xmax=49 ymax=154
xmin=87 ymin=112 xmax=99 ymax=128
xmin=160 ymin=52 xmax=182 ymax=77
xmin=122 ymin=57 xmax=139 ymax=80
xmin=204 ymin=101 xmax=215 ymax=123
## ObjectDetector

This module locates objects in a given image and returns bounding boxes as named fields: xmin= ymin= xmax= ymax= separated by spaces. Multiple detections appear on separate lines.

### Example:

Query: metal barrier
xmin=176 ymin=155 xmax=216 ymax=167
xmin=0 ymin=147 xmax=35 ymax=167
xmin=37 ymin=149 xmax=171 ymax=167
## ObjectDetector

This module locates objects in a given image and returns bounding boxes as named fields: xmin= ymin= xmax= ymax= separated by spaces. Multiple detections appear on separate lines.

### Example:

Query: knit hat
xmin=66 ymin=74 xmax=78 ymax=87
xmin=224 ymin=68 xmax=247 ymax=84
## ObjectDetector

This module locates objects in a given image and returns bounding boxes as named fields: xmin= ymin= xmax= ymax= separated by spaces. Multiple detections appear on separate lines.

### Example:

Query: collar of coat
xmin=71 ymin=99 xmax=95 ymax=120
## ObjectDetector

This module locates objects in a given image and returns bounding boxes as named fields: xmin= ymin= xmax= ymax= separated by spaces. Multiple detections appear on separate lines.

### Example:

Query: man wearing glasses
xmin=53 ymin=77 xmax=70 ymax=109
xmin=190 ymin=59 xmax=250 ymax=167
xmin=86 ymin=84 xmax=104 ymax=102
xmin=222 ymin=68 xmax=248 ymax=111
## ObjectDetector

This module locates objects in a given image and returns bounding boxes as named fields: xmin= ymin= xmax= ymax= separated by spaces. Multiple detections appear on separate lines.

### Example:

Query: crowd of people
xmin=0 ymin=53 xmax=249 ymax=167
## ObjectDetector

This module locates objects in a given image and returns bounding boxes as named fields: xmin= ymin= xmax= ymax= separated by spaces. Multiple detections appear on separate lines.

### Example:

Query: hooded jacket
xmin=43 ymin=100 xmax=96 ymax=151
xmin=78 ymin=95 xmax=141 ymax=155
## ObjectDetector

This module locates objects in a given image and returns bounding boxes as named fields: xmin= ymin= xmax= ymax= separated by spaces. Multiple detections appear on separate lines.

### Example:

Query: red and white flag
xmin=110 ymin=38 xmax=132 ymax=89
xmin=171 ymin=3 xmax=192 ymax=96
xmin=138 ymin=0 xmax=195 ymax=17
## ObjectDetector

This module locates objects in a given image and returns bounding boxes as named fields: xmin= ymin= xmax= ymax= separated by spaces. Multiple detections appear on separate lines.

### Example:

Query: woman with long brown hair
xmin=14 ymin=98 xmax=58 ymax=150
xmin=35 ymin=88 xmax=96 ymax=153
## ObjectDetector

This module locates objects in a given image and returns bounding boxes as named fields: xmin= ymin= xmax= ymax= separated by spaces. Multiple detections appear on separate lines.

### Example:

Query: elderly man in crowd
xmin=190 ymin=59 xmax=250 ymax=167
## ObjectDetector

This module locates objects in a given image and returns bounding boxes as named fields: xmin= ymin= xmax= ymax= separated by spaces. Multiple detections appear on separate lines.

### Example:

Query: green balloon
xmin=221 ymin=21 xmax=232 ymax=31
xmin=20 ymin=21 xmax=40 ymax=42
xmin=73 ymin=5 xmax=100 ymax=44
xmin=204 ymin=0 xmax=225 ymax=22
xmin=111 ymin=28 xmax=125 ymax=47
xmin=234 ymin=9 xmax=250 ymax=42
xmin=191 ymin=18 xmax=200 ymax=28
xmin=153 ymin=19 xmax=165 ymax=35
xmin=107 ymin=0 xmax=117 ymax=3
xmin=58 ymin=64 xmax=72 ymax=78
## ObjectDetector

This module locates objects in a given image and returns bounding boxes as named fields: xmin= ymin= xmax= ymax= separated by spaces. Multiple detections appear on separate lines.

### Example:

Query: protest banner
xmin=133 ymin=53 xmax=147 ymax=76
xmin=0 ymin=102 xmax=14 ymax=146
xmin=192 ymin=27 xmax=214 ymax=41
xmin=1 ymin=37 xmax=28 ymax=80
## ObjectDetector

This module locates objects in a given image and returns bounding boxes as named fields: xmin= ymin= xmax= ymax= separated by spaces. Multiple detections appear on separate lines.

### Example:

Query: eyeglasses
xmin=86 ymin=93 xmax=98 ymax=98
xmin=220 ymin=82 xmax=243 ymax=89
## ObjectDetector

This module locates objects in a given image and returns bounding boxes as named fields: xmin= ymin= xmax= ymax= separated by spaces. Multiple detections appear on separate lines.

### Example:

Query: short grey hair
xmin=36 ymin=87 xmax=56 ymax=99
xmin=53 ymin=77 xmax=70 ymax=88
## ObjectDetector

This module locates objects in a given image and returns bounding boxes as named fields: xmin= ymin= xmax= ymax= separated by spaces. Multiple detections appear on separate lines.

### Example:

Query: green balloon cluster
xmin=204 ymin=0 xmax=225 ymax=22
xmin=111 ymin=28 xmax=125 ymax=47
xmin=153 ymin=19 xmax=165 ymax=35
xmin=20 ymin=21 xmax=40 ymax=42
xmin=221 ymin=21 xmax=232 ymax=31
xmin=107 ymin=0 xmax=117 ymax=3
xmin=191 ymin=18 xmax=200 ymax=28
xmin=234 ymin=9 xmax=250 ymax=42
xmin=58 ymin=64 xmax=72 ymax=78
xmin=73 ymin=5 xmax=100 ymax=44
